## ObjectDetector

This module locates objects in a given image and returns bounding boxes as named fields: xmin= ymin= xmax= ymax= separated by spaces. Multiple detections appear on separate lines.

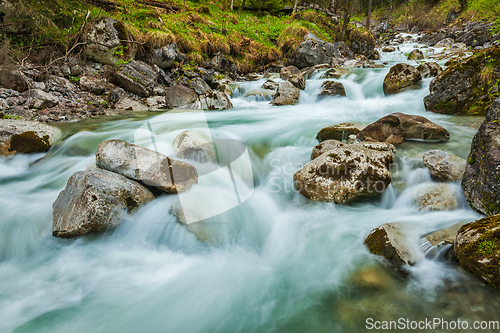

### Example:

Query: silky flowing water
xmin=1 ymin=37 xmax=500 ymax=332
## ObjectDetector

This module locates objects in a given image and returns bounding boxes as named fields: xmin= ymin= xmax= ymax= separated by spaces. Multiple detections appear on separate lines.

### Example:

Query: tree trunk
xmin=238 ymin=0 xmax=246 ymax=13
xmin=293 ymin=0 xmax=299 ymax=12
xmin=366 ymin=0 xmax=373 ymax=30
xmin=230 ymin=0 xmax=234 ymax=10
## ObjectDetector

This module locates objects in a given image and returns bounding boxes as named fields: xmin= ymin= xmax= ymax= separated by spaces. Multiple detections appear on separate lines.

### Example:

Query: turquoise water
xmin=1 ymin=38 xmax=499 ymax=333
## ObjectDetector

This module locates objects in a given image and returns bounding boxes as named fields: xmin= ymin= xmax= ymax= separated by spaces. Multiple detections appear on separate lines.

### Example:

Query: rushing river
xmin=1 ymin=36 xmax=500 ymax=332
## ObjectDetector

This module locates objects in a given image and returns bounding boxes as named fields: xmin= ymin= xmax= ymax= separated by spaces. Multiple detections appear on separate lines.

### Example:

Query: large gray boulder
xmin=113 ymin=60 xmax=158 ymax=97
xmin=462 ymin=98 xmax=500 ymax=215
xmin=85 ymin=18 xmax=137 ymax=66
xmin=79 ymin=76 xmax=107 ymax=95
xmin=52 ymin=168 xmax=155 ymax=238
xmin=270 ymin=81 xmax=300 ymax=106
xmin=197 ymin=91 xmax=233 ymax=110
xmin=423 ymin=150 xmax=466 ymax=182
xmin=96 ymin=140 xmax=198 ymax=194
xmin=0 ymin=119 xmax=60 ymax=155
xmin=383 ymin=63 xmax=422 ymax=95
xmin=151 ymin=43 xmax=178 ymax=69
xmin=365 ymin=222 xmax=421 ymax=267
xmin=294 ymin=142 xmax=394 ymax=204
xmin=291 ymin=33 xmax=354 ymax=69
xmin=407 ymin=49 xmax=424 ymax=60
xmin=164 ymin=85 xmax=198 ymax=109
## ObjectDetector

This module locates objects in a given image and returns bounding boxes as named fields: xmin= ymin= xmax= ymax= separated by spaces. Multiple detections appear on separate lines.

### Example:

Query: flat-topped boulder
xmin=113 ymin=60 xmax=158 ymax=97
xmin=96 ymin=140 xmax=198 ymax=194
xmin=0 ymin=119 xmax=60 ymax=156
xmin=164 ymin=85 xmax=198 ymax=109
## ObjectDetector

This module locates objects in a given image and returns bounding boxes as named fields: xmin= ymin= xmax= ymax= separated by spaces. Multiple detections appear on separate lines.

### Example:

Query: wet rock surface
xmin=52 ymin=168 xmax=155 ymax=238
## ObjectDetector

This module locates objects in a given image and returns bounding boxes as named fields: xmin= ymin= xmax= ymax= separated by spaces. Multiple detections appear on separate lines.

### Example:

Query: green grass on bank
xmin=1 ymin=0 xmax=366 ymax=72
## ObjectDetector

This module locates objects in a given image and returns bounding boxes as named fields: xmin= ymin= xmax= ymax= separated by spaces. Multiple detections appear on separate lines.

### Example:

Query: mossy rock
xmin=10 ymin=131 xmax=51 ymax=154
xmin=424 ymin=48 xmax=500 ymax=116
xmin=454 ymin=215 xmax=500 ymax=291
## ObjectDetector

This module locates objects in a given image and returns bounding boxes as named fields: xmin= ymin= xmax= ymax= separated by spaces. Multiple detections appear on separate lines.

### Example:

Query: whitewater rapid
xmin=1 ymin=36 xmax=499 ymax=333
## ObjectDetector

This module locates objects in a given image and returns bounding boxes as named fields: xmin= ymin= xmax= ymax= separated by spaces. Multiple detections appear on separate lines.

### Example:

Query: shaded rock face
xmin=52 ymin=168 xmax=155 ymax=238
xmin=96 ymin=140 xmax=198 ymax=194
xmin=414 ymin=183 xmax=459 ymax=211
xmin=0 ymin=65 xmax=28 ymax=92
xmin=270 ymin=81 xmax=300 ymax=106
xmin=454 ymin=215 xmax=500 ymax=291
xmin=164 ymin=85 xmax=198 ymax=109
xmin=407 ymin=49 xmax=424 ymax=60
xmin=197 ymin=91 xmax=233 ymax=110
xmin=318 ymin=81 xmax=346 ymax=98
xmin=424 ymin=48 xmax=500 ymax=115
xmin=23 ymin=89 xmax=59 ymax=109
xmin=0 ymin=119 xmax=60 ymax=155
xmin=208 ymin=55 xmax=238 ymax=73
xmin=151 ymin=43 xmax=178 ymax=69
xmin=280 ymin=66 xmax=300 ymax=80
xmin=113 ymin=61 xmax=158 ymax=97
xmin=417 ymin=62 xmax=442 ymax=78
xmin=423 ymin=150 xmax=466 ymax=182
xmin=316 ymin=123 xmax=363 ymax=143
xmin=291 ymin=33 xmax=353 ymax=69
xmin=85 ymin=18 xmax=137 ymax=66
xmin=383 ymin=63 xmax=422 ymax=95
xmin=462 ymin=98 xmax=500 ymax=215
xmin=357 ymin=114 xmax=403 ymax=144
xmin=365 ymin=222 xmax=421 ymax=267
xmin=173 ymin=130 xmax=217 ymax=163
xmin=294 ymin=142 xmax=394 ymax=204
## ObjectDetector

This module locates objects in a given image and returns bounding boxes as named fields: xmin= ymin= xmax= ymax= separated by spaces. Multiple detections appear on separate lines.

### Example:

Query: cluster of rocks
xmin=52 ymin=137 xmax=203 ymax=238
xmin=365 ymin=98 xmax=500 ymax=292
xmin=293 ymin=113 xmax=450 ymax=204
xmin=419 ymin=21 xmax=500 ymax=50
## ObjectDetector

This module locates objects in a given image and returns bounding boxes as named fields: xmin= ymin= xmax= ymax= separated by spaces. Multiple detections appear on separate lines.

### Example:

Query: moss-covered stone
xmin=9 ymin=131 xmax=50 ymax=154
xmin=424 ymin=48 xmax=500 ymax=115
xmin=454 ymin=215 xmax=500 ymax=291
